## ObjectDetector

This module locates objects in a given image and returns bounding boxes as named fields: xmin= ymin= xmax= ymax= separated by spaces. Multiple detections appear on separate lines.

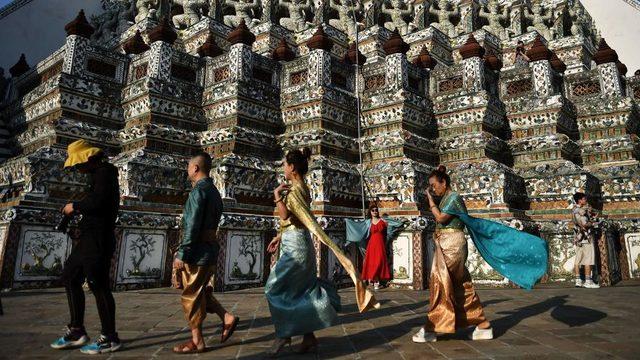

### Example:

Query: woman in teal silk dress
xmin=266 ymin=148 xmax=378 ymax=357
xmin=413 ymin=165 xmax=548 ymax=343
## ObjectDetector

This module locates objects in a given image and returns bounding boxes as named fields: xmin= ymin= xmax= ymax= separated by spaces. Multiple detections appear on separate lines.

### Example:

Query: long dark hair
xmin=285 ymin=147 xmax=312 ymax=176
xmin=428 ymin=165 xmax=450 ymax=187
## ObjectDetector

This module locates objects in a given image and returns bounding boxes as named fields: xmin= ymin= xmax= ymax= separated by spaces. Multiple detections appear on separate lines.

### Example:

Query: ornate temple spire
xmin=593 ymin=38 xmax=619 ymax=65
xmin=344 ymin=42 xmax=366 ymax=66
xmin=148 ymin=16 xmax=177 ymax=44
xmin=307 ymin=26 xmax=333 ymax=51
xmin=272 ymin=38 xmax=295 ymax=62
xmin=198 ymin=33 xmax=224 ymax=58
xmin=382 ymin=30 xmax=409 ymax=56
xmin=64 ymin=9 xmax=94 ymax=38
xmin=525 ymin=35 xmax=551 ymax=62
xmin=9 ymin=54 xmax=30 ymax=78
xmin=123 ymin=30 xmax=150 ymax=55
xmin=413 ymin=46 xmax=436 ymax=70
xmin=459 ymin=34 xmax=485 ymax=59
xmin=549 ymin=52 xmax=567 ymax=73
xmin=227 ymin=20 xmax=256 ymax=46
xmin=483 ymin=50 xmax=503 ymax=71
xmin=616 ymin=61 xmax=628 ymax=76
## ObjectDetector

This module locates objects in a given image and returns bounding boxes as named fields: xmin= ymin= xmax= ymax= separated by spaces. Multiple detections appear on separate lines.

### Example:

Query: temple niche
xmin=0 ymin=0 xmax=638 ymax=291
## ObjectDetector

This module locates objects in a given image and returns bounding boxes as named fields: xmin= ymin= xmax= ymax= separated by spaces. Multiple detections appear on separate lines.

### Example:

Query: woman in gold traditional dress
xmin=413 ymin=165 xmax=493 ymax=343
xmin=266 ymin=148 xmax=378 ymax=357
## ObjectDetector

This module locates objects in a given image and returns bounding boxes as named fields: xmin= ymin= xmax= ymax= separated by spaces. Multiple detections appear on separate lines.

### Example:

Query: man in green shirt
xmin=172 ymin=152 xmax=239 ymax=353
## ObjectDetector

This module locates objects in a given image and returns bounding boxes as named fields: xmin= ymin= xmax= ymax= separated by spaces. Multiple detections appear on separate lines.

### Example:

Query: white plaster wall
xmin=0 ymin=0 xmax=102 ymax=72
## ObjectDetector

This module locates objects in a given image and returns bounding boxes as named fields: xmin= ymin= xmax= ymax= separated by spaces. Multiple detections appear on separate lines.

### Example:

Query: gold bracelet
xmin=430 ymin=205 xmax=438 ymax=210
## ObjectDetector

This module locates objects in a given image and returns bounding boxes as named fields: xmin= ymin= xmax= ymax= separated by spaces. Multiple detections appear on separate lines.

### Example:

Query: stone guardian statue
xmin=429 ymin=0 xmax=459 ymax=36
xmin=524 ymin=2 xmax=553 ymax=39
xmin=329 ymin=0 xmax=363 ymax=40
xmin=279 ymin=0 xmax=314 ymax=32
xmin=382 ymin=0 xmax=417 ymax=36
xmin=478 ymin=0 xmax=510 ymax=40
xmin=135 ymin=0 xmax=158 ymax=23
xmin=173 ymin=0 xmax=209 ymax=28
xmin=224 ymin=0 xmax=262 ymax=28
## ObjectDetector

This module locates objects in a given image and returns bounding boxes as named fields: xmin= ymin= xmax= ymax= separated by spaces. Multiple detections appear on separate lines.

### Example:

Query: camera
xmin=55 ymin=214 xmax=72 ymax=234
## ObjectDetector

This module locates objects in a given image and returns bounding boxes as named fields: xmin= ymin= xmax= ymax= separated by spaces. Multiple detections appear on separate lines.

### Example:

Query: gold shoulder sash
xmin=285 ymin=183 xmax=380 ymax=313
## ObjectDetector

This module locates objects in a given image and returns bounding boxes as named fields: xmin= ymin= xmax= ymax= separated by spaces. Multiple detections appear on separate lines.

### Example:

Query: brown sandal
xmin=172 ymin=340 xmax=204 ymax=354
xmin=221 ymin=316 xmax=240 ymax=343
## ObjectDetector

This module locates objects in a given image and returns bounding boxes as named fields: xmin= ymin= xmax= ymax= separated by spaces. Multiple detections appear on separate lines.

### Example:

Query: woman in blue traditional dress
xmin=266 ymin=148 xmax=378 ymax=357
xmin=412 ymin=165 xmax=548 ymax=343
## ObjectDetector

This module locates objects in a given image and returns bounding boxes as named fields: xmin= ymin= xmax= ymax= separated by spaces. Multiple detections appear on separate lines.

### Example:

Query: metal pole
xmin=350 ymin=3 xmax=366 ymax=219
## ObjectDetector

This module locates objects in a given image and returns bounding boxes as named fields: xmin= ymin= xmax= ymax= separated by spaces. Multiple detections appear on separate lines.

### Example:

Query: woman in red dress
xmin=361 ymin=204 xmax=391 ymax=290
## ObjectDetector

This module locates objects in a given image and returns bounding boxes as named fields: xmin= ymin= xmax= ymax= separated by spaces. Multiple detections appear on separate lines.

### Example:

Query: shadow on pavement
xmin=492 ymin=295 xmax=607 ymax=336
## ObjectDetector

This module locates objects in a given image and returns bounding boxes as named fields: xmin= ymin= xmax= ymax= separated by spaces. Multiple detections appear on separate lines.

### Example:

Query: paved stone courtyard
xmin=1 ymin=281 xmax=640 ymax=359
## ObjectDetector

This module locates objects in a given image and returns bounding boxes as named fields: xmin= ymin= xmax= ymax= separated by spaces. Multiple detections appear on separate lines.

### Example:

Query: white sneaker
xmin=583 ymin=279 xmax=600 ymax=289
xmin=412 ymin=327 xmax=437 ymax=343
xmin=374 ymin=282 xmax=380 ymax=291
xmin=469 ymin=327 xmax=494 ymax=340
xmin=575 ymin=279 xmax=583 ymax=287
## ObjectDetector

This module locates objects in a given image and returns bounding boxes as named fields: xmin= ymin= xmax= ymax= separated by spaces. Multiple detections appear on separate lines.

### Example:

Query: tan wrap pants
xmin=425 ymin=230 xmax=487 ymax=333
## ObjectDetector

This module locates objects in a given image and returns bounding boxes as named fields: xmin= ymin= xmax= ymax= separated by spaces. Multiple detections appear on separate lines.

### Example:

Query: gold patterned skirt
xmin=425 ymin=230 xmax=487 ymax=333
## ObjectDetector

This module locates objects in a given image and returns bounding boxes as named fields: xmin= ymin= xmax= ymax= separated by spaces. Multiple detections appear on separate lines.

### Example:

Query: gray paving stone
xmin=1 ymin=280 xmax=640 ymax=359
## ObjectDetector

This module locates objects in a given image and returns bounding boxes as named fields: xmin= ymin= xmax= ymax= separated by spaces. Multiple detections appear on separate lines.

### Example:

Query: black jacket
xmin=73 ymin=162 xmax=120 ymax=256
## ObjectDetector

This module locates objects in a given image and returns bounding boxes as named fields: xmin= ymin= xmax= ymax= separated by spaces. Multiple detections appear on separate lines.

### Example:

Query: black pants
xmin=61 ymin=249 xmax=117 ymax=337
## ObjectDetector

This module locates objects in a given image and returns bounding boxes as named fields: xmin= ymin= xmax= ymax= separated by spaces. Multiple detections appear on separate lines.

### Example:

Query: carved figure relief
xmin=223 ymin=0 xmax=262 ymax=28
xmin=135 ymin=0 xmax=158 ymax=22
xmin=524 ymin=2 xmax=553 ymax=39
xmin=412 ymin=0 xmax=431 ymax=30
xmin=363 ymin=0 xmax=381 ymax=28
xmin=429 ymin=0 xmax=459 ymax=36
xmin=569 ymin=1 xmax=591 ymax=38
xmin=329 ymin=0 xmax=363 ymax=40
xmin=479 ymin=0 xmax=510 ymax=40
xmin=173 ymin=0 xmax=209 ymax=28
xmin=279 ymin=0 xmax=314 ymax=32
xmin=382 ymin=0 xmax=416 ymax=36
xmin=91 ymin=0 xmax=136 ymax=42
xmin=508 ymin=3 xmax=525 ymax=36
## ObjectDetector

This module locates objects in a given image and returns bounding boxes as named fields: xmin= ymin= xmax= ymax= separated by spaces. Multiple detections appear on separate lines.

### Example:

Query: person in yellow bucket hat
xmin=51 ymin=139 xmax=122 ymax=355
xmin=63 ymin=139 xmax=103 ymax=169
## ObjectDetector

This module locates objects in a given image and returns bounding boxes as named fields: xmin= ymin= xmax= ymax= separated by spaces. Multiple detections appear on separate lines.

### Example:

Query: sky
xmin=581 ymin=0 xmax=640 ymax=73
